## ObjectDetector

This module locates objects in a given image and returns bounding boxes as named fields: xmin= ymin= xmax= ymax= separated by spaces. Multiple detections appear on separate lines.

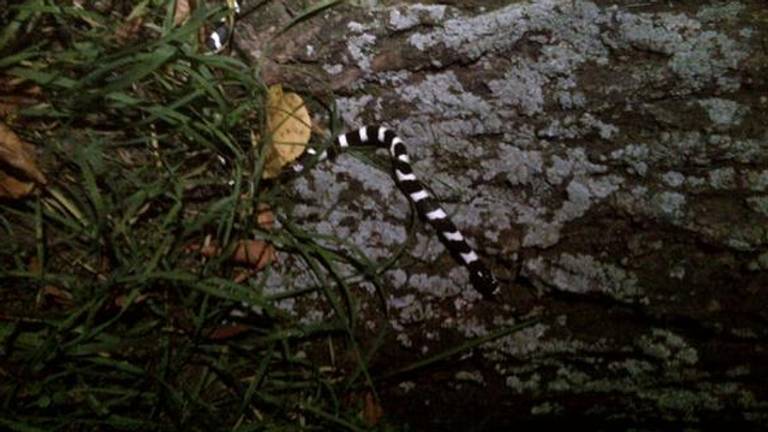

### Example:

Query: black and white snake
xmin=206 ymin=3 xmax=499 ymax=297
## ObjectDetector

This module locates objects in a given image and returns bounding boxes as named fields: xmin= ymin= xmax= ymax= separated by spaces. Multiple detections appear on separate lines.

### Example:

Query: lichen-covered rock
xmin=237 ymin=0 xmax=768 ymax=428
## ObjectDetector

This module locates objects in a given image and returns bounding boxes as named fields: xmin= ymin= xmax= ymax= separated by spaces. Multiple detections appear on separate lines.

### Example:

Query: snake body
xmin=293 ymin=126 xmax=499 ymax=297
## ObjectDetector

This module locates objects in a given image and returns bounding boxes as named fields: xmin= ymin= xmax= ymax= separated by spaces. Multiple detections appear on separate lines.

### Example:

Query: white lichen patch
xmin=396 ymin=332 xmax=413 ymax=348
xmin=697 ymin=98 xmax=748 ymax=130
xmin=398 ymin=71 xmax=492 ymax=118
xmin=662 ymin=171 xmax=686 ymax=188
xmin=748 ymin=252 xmax=768 ymax=271
xmin=483 ymin=146 xmax=543 ymax=185
xmin=398 ymin=381 xmax=416 ymax=393
xmin=608 ymin=359 xmax=656 ymax=377
xmin=525 ymin=253 xmax=643 ymax=303
xmin=707 ymin=167 xmax=737 ymax=189
xmin=581 ymin=113 xmax=619 ymax=140
xmin=746 ymin=196 xmax=768 ymax=217
xmin=609 ymin=9 xmax=747 ymax=92
xmin=610 ymin=144 xmax=651 ymax=177
xmin=454 ymin=370 xmax=485 ymax=385
xmin=522 ymin=174 xmax=622 ymax=248
xmin=652 ymin=191 xmax=687 ymax=221
xmin=746 ymin=169 xmax=768 ymax=192
xmin=322 ymin=63 xmax=343 ymax=75
xmin=548 ymin=366 xmax=593 ymax=392
xmin=531 ymin=401 xmax=563 ymax=415
xmin=506 ymin=373 xmax=541 ymax=394
xmin=637 ymin=328 xmax=699 ymax=367
xmin=334 ymin=94 xmax=375 ymax=128
xmin=696 ymin=2 xmax=746 ymax=24
xmin=298 ymin=308 xmax=326 ymax=326
xmin=615 ymin=187 xmax=687 ymax=224
xmin=487 ymin=64 xmax=547 ymax=116
xmin=407 ymin=267 xmax=468 ymax=298
xmin=471 ymin=322 xmax=551 ymax=359
xmin=407 ymin=1 xmax=606 ymax=62
xmin=388 ymin=4 xmax=447 ymax=31
xmin=345 ymin=22 xmax=377 ymax=72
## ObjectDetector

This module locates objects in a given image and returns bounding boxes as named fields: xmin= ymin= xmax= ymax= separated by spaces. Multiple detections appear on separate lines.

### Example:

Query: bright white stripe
xmin=307 ymin=148 xmax=317 ymax=155
xmin=209 ymin=32 xmax=222 ymax=51
xmin=397 ymin=154 xmax=410 ymax=163
xmin=389 ymin=137 xmax=403 ymax=155
xmin=358 ymin=127 xmax=368 ymax=142
xmin=233 ymin=0 xmax=241 ymax=13
xmin=317 ymin=150 xmax=328 ymax=160
xmin=409 ymin=190 xmax=429 ymax=202
xmin=425 ymin=208 xmax=447 ymax=220
xmin=395 ymin=170 xmax=416 ymax=182
xmin=292 ymin=163 xmax=304 ymax=172
xmin=460 ymin=250 xmax=479 ymax=264
xmin=378 ymin=127 xmax=388 ymax=142
xmin=444 ymin=231 xmax=463 ymax=241
xmin=338 ymin=134 xmax=349 ymax=148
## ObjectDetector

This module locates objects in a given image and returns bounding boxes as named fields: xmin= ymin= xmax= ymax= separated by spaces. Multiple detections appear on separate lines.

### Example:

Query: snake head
xmin=470 ymin=268 xmax=499 ymax=297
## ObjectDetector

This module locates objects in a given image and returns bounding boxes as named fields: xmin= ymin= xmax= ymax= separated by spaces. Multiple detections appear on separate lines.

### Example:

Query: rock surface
xmin=239 ymin=1 xmax=767 ymax=428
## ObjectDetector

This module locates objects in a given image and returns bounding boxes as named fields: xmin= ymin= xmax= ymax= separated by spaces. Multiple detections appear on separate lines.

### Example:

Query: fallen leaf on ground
xmin=209 ymin=323 xmax=250 ymax=340
xmin=256 ymin=202 xmax=274 ymax=230
xmin=0 ymin=173 xmax=35 ymax=198
xmin=193 ymin=239 xmax=275 ymax=270
xmin=174 ymin=0 xmax=193 ymax=26
xmin=362 ymin=392 xmax=384 ymax=426
xmin=0 ymin=122 xmax=46 ymax=199
xmin=261 ymin=84 xmax=311 ymax=179
xmin=187 ymin=204 xmax=276 ymax=268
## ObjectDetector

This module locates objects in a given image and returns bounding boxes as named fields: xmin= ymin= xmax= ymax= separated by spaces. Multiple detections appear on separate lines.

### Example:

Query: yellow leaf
xmin=261 ymin=84 xmax=311 ymax=179
xmin=0 ymin=122 xmax=46 ymax=199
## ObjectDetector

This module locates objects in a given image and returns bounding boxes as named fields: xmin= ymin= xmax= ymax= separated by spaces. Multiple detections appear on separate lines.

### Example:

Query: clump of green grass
xmin=0 ymin=1 xmax=374 ymax=430
xmin=0 ymin=2 xmax=537 ymax=430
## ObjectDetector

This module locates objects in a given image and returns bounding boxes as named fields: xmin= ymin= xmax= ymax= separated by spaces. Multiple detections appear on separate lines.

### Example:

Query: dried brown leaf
xmin=209 ymin=323 xmax=250 ymax=339
xmin=230 ymin=240 xmax=276 ymax=268
xmin=0 ymin=171 xmax=35 ymax=198
xmin=362 ymin=392 xmax=384 ymax=426
xmin=0 ymin=122 xmax=46 ymax=199
xmin=257 ymin=203 xmax=274 ymax=230
xmin=198 ymin=239 xmax=276 ymax=270
xmin=174 ymin=0 xmax=193 ymax=26
xmin=262 ymin=84 xmax=311 ymax=179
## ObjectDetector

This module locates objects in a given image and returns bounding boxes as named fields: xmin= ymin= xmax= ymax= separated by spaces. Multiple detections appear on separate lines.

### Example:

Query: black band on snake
xmin=291 ymin=126 xmax=499 ymax=297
